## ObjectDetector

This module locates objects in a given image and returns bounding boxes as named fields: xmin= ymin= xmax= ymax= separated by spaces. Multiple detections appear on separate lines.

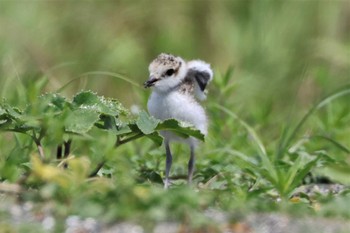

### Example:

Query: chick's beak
xmin=144 ymin=76 xmax=159 ymax=88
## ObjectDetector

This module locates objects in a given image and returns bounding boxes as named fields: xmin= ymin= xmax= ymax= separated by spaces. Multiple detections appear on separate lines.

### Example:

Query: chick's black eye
xmin=165 ymin=69 xmax=175 ymax=76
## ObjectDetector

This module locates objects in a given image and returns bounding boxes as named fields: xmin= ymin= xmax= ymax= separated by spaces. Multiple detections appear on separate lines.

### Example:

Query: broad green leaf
xmin=144 ymin=132 xmax=163 ymax=146
xmin=156 ymin=119 xmax=205 ymax=141
xmin=2 ymin=103 xmax=22 ymax=120
xmin=99 ymin=115 xmax=117 ymax=131
xmin=0 ymin=105 xmax=10 ymax=127
xmin=65 ymin=109 xmax=100 ymax=134
xmin=23 ymin=94 xmax=69 ymax=123
xmin=126 ymin=114 xmax=204 ymax=145
xmin=95 ymin=116 xmax=133 ymax=135
xmin=73 ymin=90 xmax=100 ymax=107
xmin=72 ymin=90 xmax=126 ymax=116
xmin=98 ymin=96 xmax=127 ymax=116
xmin=136 ymin=111 xmax=160 ymax=135
xmin=39 ymin=93 xmax=68 ymax=111
xmin=115 ymin=124 xmax=132 ymax=136
xmin=96 ymin=113 xmax=127 ymax=133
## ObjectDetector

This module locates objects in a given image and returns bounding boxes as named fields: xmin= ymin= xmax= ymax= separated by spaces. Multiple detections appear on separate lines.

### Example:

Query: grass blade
xmin=278 ymin=84 xmax=350 ymax=158
xmin=309 ymin=135 xmax=350 ymax=154
xmin=288 ymin=157 xmax=320 ymax=196
xmin=283 ymin=155 xmax=303 ymax=195
xmin=214 ymin=104 xmax=277 ymax=181
xmin=56 ymin=71 xmax=141 ymax=92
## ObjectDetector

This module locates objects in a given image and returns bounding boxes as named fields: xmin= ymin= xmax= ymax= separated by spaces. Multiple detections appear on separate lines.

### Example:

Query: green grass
xmin=1 ymin=1 xmax=350 ymax=232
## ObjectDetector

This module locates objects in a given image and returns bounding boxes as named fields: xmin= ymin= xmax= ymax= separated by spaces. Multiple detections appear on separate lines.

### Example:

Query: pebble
xmin=153 ymin=223 xmax=179 ymax=233
xmin=1 ymin=183 xmax=350 ymax=233
xmin=65 ymin=215 xmax=100 ymax=233
xmin=102 ymin=223 xmax=144 ymax=233
xmin=42 ymin=216 xmax=55 ymax=231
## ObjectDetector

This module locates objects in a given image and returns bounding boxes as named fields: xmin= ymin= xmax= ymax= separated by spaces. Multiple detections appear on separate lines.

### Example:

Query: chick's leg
xmin=188 ymin=144 xmax=195 ymax=185
xmin=164 ymin=140 xmax=172 ymax=189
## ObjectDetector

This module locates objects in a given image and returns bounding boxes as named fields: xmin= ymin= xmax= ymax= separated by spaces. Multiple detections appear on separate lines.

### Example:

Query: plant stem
xmin=32 ymin=129 xmax=46 ymax=160
xmin=115 ymin=133 xmax=144 ymax=147
xmin=89 ymin=133 xmax=145 ymax=177
xmin=33 ymin=136 xmax=45 ymax=160
xmin=89 ymin=161 xmax=106 ymax=177
xmin=36 ymin=142 xmax=45 ymax=160
xmin=90 ymin=133 xmax=145 ymax=177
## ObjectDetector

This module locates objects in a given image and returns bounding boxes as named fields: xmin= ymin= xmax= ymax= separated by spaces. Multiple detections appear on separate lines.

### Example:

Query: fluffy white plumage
xmin=144 ymin=53 xmax=213 ymax=188
xmin=148 ymin=83 xmax=208 ymax=135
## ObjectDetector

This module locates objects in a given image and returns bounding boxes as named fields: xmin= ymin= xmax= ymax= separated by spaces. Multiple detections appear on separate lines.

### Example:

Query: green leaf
xmin=100 ymin=115 xmax=117 ymax=131
xmin=122 ymin=115 xmax=203 ymax=146
xmin=39 ymin=93 xmax=68 ymax=111
xmin=72 ymin=90 xmax=126 ymax=116
xmin=0 ymin=105 xmax=10 ymax=127
xmin=144 ymin=132 xmax=163 ymax=146
xmin=136 ymin=111 xmax=160 ymax=135
xmin=115 ymin=124 xmax=133 ymax=136
xmin=3 ymin=103 xmax=22 ymax=121
xmin=156 ymin=119 xmax=205 ymax=141
xmin=65 ymin=109 xmax=100 ymax=134
xmin=73 ymin=90 xmax=100 ymax=107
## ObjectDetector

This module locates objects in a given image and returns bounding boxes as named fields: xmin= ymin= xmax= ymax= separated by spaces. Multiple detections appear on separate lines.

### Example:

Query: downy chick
xmin=144 ymin=53 xmax=213 ymax=188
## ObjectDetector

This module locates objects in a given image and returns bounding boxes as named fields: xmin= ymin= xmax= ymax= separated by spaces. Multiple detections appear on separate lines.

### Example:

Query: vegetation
xmin=0 ymin=1 xmax=350 ymax=232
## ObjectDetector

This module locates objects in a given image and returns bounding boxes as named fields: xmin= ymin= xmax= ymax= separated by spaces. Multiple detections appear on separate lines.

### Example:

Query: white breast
xmin=147 ymin=90 xmax=208 ymax=140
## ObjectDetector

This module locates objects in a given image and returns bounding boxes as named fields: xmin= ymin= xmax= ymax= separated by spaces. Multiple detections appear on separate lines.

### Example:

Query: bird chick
xmin=144 ymin=53 xmax=213 ymax=188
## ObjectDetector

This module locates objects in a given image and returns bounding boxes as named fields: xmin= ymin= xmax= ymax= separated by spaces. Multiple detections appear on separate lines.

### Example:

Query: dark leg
xmin=164 ymin=140 xmax=172 ymax=189
xmin=57 ymin=145 xmax=63 ymax=159
xmin=57 ymin=139 xmax=71 ymax=160
xmin=64 ymin=139 xmax=72 ymax=157
xmin=188 ymin=144 xmax=195 ymax=185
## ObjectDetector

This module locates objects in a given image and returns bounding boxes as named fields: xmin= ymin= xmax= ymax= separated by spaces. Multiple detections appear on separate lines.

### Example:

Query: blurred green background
xmin=1 ymin=1 xmax=350 ymax=230
xmin=1 ymin=0 xmax=349 ymax=111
